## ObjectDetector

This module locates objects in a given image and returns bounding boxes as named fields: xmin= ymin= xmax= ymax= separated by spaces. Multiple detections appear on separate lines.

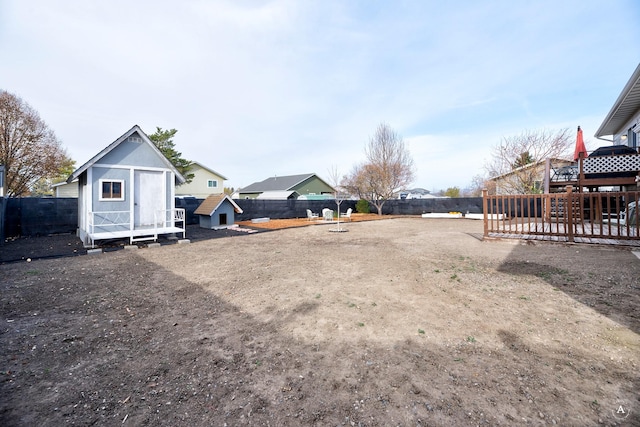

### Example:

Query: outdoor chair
xmin=341 ymin=208 xmax=352 ymax=221
xmin=322 ymin=208 xmax=333 ymax=221
xmin=306 ymin=209 xmax=319 ymax=221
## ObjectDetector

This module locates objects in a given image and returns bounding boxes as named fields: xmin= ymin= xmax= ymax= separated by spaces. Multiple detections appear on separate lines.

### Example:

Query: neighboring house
xmin=593 ymin=62 xmax=640 ymax=190
xmin=52 ymin=180 xmax=79 ymax=197
xmin=490 ymin=158 xmax=574 ymax=195
xmin=67 ymin=125 xmax=186 ymax=247
xmin=399 ymin=188 xmax=435 ymax=199
xmin=237 ymin=173 xmax=335 ymax=199
xmin=194 ymin=194 xmax=243 ymax=229
xmin=175 ymin=161 xmax=228 ymax=198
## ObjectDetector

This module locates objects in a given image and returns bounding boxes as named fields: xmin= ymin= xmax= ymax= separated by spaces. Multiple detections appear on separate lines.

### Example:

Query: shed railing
xmin=88 ymin=208 xmax=186 ymax=244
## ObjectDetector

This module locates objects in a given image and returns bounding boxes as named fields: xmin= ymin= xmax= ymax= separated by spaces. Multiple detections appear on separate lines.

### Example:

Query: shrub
xmin=356 ymin=199 xmax=370 ymax=214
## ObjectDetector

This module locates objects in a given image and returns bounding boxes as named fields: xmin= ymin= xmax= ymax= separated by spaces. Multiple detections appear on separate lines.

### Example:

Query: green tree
xmin=148 ymin=127 xmax=194 ymax=183
xmin=512 ymin=151 xmax=535 ymax=169
xmin=443 ymin=186 xmax=460 ymax=198
xmin=30 ymin=156 xmax=76 ymax=196
xmin=0 ymin=90 xmax=72 ymax=196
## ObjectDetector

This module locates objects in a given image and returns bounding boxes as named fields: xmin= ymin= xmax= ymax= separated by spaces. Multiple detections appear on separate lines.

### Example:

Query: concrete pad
xmin=177 ymin=239 xmax=191 ymax=244
xmin=87 ymin=248 xmax=102 ymax=255
xmin=633 ymin=251 xmax=640 ymax=260
xmin=147 ymin=243 xmax=161 ymax=249
xmin=124 ymin=245 xmax=138 ymax=250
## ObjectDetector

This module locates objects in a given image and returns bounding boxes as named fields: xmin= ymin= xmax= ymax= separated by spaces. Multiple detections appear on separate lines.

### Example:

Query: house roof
xmin=52 ymin=179 xmax=77 ymax=188
xmin=489 ymin=158 xmax=572 ymax=181
xmin=239 ymin=173 xmax=334 ymax=193
xmin=194 ymin=194 xmax=243 ymax=215
xmin=189 ymin=161 xmax=228 ymax=180
xmin=595 ymin=63 xmax=640 ymax=138
xmin=67 ymin=125 xmax=186 ymax=184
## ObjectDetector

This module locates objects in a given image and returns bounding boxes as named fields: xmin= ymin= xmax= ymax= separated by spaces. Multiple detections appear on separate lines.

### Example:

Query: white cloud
xmin=2 ymin=0 xmax=639 ymax=191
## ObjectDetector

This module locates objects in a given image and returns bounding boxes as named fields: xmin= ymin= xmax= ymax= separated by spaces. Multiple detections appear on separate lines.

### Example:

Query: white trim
xmin=94 ymin=163 xmax=170 ymax=172
xmin=129 ymin=168 xmax=135 ymax=231
xmin=98 ymin=179 xmax=125 ymax=201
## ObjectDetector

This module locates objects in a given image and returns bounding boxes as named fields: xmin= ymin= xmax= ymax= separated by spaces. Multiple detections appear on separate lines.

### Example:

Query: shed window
xmin=207 ymin=180 xmax=218 ymax=188
xmin=100 ymin=180 xmax=124 ymax=200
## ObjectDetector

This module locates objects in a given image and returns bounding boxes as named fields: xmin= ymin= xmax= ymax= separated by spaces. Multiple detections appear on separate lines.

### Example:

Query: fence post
xmin=566 ymin=185 xmax=574 ymax=243
xmin=482 ymin=189 xmax=488 ymax=238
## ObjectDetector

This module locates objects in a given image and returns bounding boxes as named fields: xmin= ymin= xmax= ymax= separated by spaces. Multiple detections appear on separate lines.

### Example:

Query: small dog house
xmin=194 ymin=194 xmax=243 ymax=229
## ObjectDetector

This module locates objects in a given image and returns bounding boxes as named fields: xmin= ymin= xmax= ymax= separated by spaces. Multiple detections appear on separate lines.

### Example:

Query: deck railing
xmin=482 ymin=189 xmax=639 ymax=244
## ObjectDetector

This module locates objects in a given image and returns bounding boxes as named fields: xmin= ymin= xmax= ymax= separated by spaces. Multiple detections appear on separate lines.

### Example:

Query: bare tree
xmin=463 ymin=174 xmax=492 ymax=197
xmin=344 ymin=123 xmax=415 ymax=215
xmin=485 ymin=128 xmax=572 ymax=194
xmin=0 ymin=90 xmax=71 ymax=197
xmin=327 ymin=165 xmax=354 ymax=230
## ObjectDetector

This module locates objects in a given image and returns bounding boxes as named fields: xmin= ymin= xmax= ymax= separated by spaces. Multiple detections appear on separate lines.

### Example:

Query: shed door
xmin=134 ymin=171 xmax=164 ymax=228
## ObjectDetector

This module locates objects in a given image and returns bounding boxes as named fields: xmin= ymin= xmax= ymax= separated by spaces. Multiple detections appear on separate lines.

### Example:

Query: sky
xmin=2 ymin=0 xmax=640 ymax=193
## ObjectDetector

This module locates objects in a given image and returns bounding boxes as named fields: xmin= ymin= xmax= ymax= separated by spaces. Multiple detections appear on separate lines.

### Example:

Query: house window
xmin=207 ymin=180 xmax=218 ymax=188
xmin=100 ymin=180 xmax=124 ymax=200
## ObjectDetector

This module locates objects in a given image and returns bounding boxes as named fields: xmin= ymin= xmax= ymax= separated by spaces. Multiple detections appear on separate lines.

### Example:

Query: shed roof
xmin=194 ymin=194 xmax=243 ymax=216
xmin=67 ymin=125 xmax=186 ymax=184
xmin=595 ymin=63 xmax=640 ymax=138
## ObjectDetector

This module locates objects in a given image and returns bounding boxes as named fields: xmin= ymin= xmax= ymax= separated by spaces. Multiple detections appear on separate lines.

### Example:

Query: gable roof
xmin=194 ymin=194 xmax=243 ymax=215
xmin=67 ymin=125 xmax=186 ymax=184
xmin=189 ymin=161 xmax=228 ymax=180
xmin=595 ymin=63 xmax=640 ymax=138
xmin=240 ymin=173 xmax=333 ymax=193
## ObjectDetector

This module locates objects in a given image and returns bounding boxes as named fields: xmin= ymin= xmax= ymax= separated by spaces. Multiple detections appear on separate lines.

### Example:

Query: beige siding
xmin=175 ymin=163 xmax=226 ymax=198
xmin=54 ymin=182 xmax=79 ymax=198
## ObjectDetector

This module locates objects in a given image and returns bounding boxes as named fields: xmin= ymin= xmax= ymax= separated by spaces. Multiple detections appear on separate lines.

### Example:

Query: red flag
xmin=573 ymin=126 xmax=587 ymax=161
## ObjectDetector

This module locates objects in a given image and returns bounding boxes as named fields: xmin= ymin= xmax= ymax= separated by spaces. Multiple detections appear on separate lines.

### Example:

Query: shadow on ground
xmin=497 ymin=243 xmax=640 ymax=337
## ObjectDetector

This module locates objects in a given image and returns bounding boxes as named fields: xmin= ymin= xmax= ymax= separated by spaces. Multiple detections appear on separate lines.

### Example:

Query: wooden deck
xmin=487 ymin=221 xmax=640 ymax=247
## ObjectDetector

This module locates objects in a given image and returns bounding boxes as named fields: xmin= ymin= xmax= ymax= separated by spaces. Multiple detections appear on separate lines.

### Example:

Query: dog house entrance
xmin=219 ymin=213 xmax=228 ymax=225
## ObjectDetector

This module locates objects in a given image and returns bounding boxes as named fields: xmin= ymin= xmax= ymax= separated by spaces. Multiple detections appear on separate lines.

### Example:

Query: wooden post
xmin=578 ymin=152 xmax=584 ymax=193
xmin=544 ymin=158 xmax=550 ymax=194
xmin=482 ymin=189 xmax=489 ymax=238
xmin=566 ymin=185 xmax=574 ymax=242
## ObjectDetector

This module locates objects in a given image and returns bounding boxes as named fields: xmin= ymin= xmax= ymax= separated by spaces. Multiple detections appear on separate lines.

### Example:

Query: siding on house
xmin=53 ymin=181 xmax=79 ymax=197
xmin=175 ymin=162 xmax=228 ymax=198
xmin=238 ymin=173 xmax=335 ymax=199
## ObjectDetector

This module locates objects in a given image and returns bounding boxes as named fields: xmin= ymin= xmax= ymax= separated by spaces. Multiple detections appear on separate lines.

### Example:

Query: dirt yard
xmin=1 ymin=218 xmax=639 ymax=426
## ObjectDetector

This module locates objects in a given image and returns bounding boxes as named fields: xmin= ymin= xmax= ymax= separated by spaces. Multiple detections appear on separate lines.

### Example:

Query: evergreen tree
xmin=148 ymin=127 xmax=194 ymax=183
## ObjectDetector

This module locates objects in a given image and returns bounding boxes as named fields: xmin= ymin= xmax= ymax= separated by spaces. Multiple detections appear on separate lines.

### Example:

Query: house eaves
xmin=67 ymin=125 xmax=186 ymax=184
xmin=595 ymin=63 xmax=640 ymax=138
xmin=190 ymin=161 xmax=228 ymax=180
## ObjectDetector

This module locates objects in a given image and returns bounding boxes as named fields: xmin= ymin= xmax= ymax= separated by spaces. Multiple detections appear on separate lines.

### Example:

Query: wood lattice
xmin=583 ymin=154 xmax=640 ymax=174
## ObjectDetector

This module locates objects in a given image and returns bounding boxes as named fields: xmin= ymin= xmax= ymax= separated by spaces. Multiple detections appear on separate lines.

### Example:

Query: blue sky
xmin=2 ymin=0 xmax=639 ymax=192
